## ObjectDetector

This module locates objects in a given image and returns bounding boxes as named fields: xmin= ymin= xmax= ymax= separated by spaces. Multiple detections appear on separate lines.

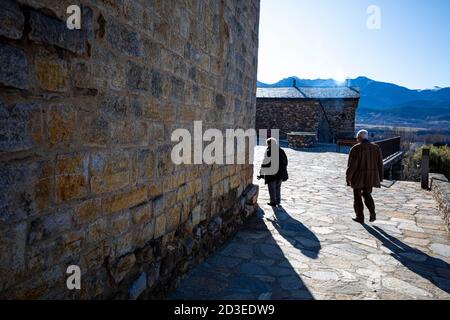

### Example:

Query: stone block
xmin=135 ymin=244 xmax=155 ymax=264
xmin=170 ymin=76 xmax=184 ymax=102
xmin=91 ymin=171 xmax=129 ymax=194
xmin=100 ymin=93 xmax=129 ymax=120
xmin=215 ymin=93 xmax=226 ymax=110
xmin=47 ymin=104 xmax=77 ymax=148
xmin=151 ymin=194 xmax=164 ymax=216
xmin=0 ymin=160 xmax=53 ymax=224
xmin=244 ymin=204 xmax=256 ymax=217
xmin=0 ymin=102 xmax=41 ymax=152
xmin=244 ymin=184 xmax=258 ymax=204
xmin=129 ymin=272 xmax=147 ymax=300
xmin=126 ymin=60 xmax=150 ymax=91
xmin=143 ymin=100 xmax=176 ymax=123
xmin=86 ymin=217 xmax=108 ymax=244
xmin=288 ymin=132 xmax=317 ymax=149
xmin=150 ymin=69 xmax=163 ymax=98
xmin=106 ymin=20 xmax=141 ymax=56
xmin=147 ymin=262 xmax=160 ymax=289
xmin=102 ymin=187 xmax=147 ymax=214
xmin=62 ymin=230 xmax=84 ymax=257
xmin=0 ymin=43 xmax=30 ymax=89
xmin=80 ymin=115 xmax=111 ymax=146
xmin=90 ymin=150 xmax=129 ymax=176
xmin=56 ymin=152 xmax=88 ymax=175
xmin=154 ymin=214 xmax=166 ymax=239
xmin=55 ymin=153 xmax=88 ymax=202
xmin=0 ymin=0 xmax=24 ymax=39
xmin=71 ymin=60 xmax=94 ymax=89
xmin=35 ymin=60 xmax=67 ymax=92
xmin=134 ymin=220 xmax=155 ymax=245
xmin=109 ymin=211 xmax=130 ymax=236
xmin=166 ymin=205 xmax=181 ymax=233
xmin=110 ymin=253 xmax=136 ymax=283
xmin=137 ymin=149 xmax=154 ymax=183
xmin=183 ymin=236 xmax=194 ymax=256
xmin=113 ymin=231 xmax=134 ymax=257
xmin=82 ymin=245 xmax=106 ymax=270
xmin=27 ymin=208 xmax=72 ymax=244
xmin=131 ymin=203 xmax=152 ymax=225
xmin=207 ymin=216 xmax=222 ymax=235
xmin=89 ymin=149 xmax=130 ymax=193
xmin=0 ymin=222 xmax=26 ymax=289
xmin=186 ymin=204 xmax=202 ymax=233
xmin=163 ymin=190 xmax=178 ymax=209
xmin=28 ymin=10 xmax=85 ymax=54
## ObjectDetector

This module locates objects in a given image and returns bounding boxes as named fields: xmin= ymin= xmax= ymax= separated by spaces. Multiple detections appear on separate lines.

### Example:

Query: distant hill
xmin=257 ymin=76 xmax=450 ymax=128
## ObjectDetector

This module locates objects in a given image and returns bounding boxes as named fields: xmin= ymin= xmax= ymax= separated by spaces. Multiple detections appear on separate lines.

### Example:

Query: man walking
xmin=346 ymin=130 xmax=384 ymax=223
xmin=258 ymin=137 xmax=288 ymax=207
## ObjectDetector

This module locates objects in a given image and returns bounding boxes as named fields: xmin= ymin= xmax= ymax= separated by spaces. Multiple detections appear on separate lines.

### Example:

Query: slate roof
xmin=256 ymin=87 xmax=360 ymax=99
xmin=256 ymin=87 xmax=305 ymax=98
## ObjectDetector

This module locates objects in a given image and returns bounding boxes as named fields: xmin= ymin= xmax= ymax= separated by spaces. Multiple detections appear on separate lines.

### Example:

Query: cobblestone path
xmin=171 ymin=146 xmax=450 ymax=300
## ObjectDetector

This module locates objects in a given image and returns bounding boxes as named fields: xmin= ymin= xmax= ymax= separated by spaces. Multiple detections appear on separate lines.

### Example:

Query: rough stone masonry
xmin=0 ymin=0 xmax=260 ymax=299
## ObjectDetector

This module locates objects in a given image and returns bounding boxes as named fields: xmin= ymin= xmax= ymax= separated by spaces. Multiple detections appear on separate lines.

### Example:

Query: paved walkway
xmin=171 ymin=146 xmax=450 ymax=300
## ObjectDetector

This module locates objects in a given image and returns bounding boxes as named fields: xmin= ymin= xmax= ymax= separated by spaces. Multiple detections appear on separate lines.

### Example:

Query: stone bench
xmin=287 ymin=132 xmax=317 ymax=149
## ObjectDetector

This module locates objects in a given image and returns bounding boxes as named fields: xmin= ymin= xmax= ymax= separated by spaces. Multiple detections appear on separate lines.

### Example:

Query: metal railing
xmin=374 ymin=136 xmax=401 ymax=159
xmin=374 ymin=136 xmax=403 ymax=181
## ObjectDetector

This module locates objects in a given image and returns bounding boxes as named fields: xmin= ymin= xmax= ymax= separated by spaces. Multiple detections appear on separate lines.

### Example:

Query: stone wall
xmin=430 ymin=174 xmax=450 ymax=233
xmin=256 ymin=98 xmax=358 ymax=141
xmin=320 ymin=99 xmax=358 ymax=141
xmin=0 ymin=0 xmax=260 ymax=299
xmin=287 ymin=132 xmax=317 ymax=149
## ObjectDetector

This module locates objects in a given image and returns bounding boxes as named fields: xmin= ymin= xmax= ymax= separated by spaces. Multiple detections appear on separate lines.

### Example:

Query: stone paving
xmin=171 ymin=146 xmax=450 ymax=300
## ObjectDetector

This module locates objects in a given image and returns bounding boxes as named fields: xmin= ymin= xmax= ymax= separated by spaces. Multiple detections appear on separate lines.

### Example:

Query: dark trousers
xmin=353 ymin=187 xmax=376 ymax=219
xmin=268 ymin=180 xmax=282 ymax=204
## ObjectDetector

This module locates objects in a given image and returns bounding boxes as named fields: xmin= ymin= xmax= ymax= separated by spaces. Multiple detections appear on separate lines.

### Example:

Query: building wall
xmin=256 ymin=99 xmax=322 ymax=140
xmin=320 ymin=99 xmax=359 ymax=141
xmin=256 ymin=98 xmax=358 ymax=141
xmin=0 ymin=0 xmax=260 ymax=299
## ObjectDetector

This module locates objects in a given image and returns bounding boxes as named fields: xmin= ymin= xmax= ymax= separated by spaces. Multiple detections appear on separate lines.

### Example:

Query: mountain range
xmin=257 ymin=76 xmax=450 ymax=128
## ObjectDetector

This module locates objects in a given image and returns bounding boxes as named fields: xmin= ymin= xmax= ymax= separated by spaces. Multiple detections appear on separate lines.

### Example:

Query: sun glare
xmin=334 ymin=71 xmax=347 ymax=84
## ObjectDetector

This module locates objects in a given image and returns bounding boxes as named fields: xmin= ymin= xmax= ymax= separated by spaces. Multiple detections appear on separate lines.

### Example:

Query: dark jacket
xmin=260 ymin=146 xmax=288 ymax=184
xmin=346 ymin=140 xmax=384 ymax=189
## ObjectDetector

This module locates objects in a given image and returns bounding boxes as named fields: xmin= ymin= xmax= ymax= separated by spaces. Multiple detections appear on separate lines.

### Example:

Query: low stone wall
xmin=430 ymin=173 xmax=450 ymax=233
xmin=287 ymin=132 xmax=317 ymax=149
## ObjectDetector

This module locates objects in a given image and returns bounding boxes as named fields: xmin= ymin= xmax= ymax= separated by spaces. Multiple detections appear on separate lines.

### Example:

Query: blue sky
xmin=257 ymin=0 xmax=450 ymax=89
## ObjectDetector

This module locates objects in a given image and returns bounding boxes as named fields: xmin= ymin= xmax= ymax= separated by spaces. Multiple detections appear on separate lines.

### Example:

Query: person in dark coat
xmin=346 ymin=130 xmax=384 ymax=224
xmin=258 ymin=137 xmax=288 ymax=206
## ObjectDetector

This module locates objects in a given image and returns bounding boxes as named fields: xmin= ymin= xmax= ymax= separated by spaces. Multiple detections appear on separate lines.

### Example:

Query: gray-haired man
xmin=346 ymin=130 xmax=384 ymax=224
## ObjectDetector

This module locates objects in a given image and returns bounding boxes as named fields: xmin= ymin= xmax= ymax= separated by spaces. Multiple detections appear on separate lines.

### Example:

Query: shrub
xmin=403 ymin=145 xmax=450 ymax=181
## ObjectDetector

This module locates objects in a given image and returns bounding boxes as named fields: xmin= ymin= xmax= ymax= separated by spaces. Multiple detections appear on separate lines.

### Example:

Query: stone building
xmin=0 ymin=0 xmax=260 ymax=299
xmin=256 ymin=85 xmax=360 ymax=142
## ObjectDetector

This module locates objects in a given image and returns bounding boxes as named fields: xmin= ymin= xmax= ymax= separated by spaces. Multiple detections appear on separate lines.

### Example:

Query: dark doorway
xmin=317 ymin=115 xmax=332 ymax=143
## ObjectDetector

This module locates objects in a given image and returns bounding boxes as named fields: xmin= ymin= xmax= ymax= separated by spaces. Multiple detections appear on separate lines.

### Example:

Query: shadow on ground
xmin=170 ymin=206 xmax=319 ymax=300
xmin=269 ymin=206 xmax=321 ymax=259
xmin=364 ymin=224 xmax=450 ymax=294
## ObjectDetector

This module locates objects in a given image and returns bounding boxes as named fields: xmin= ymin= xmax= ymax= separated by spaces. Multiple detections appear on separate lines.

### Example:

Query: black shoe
xmin=352 ymin=218 xmax=364 ymax=224
xmin=267 ymin=202 xmax=277 ymax=206
xmin=369 ymin=215 xmax=376 ymax=222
